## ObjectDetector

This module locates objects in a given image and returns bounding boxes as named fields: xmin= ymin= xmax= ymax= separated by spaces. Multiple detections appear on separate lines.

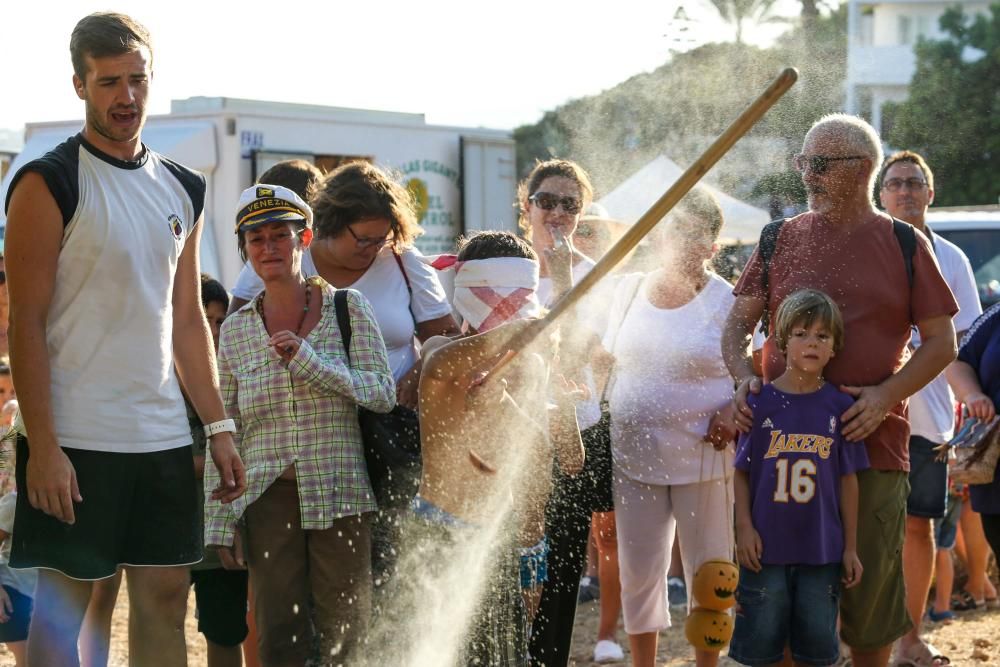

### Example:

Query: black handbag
xmin=334 ymin=289 xmax=422 ymax=511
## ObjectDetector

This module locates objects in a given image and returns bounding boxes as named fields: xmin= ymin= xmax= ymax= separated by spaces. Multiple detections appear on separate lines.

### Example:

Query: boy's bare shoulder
xmin=421 ymin=335 xmax=456 ymax=368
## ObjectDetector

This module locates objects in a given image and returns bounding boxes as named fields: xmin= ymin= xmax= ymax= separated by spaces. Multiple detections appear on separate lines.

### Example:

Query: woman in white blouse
xmin=607 ymin=186 xmax=738 ymax=667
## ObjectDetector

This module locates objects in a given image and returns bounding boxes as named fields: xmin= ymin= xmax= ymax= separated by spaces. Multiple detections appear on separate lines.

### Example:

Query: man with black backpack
xmin=721 ymin=114 xmax=958 ymax=667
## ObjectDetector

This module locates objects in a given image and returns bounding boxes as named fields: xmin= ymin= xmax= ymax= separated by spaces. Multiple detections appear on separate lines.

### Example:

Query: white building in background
xmin=0 ymin=98 xmax=516 ymax=287
xmin=845 ymin=0 xmax=989 ymax=135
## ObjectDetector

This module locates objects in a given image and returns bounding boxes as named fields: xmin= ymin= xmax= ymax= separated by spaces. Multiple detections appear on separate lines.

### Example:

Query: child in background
xmin=0 ymin=489 xmax=36 ymax=666
xmin=0 ymin=360 xmax=16 ymax=495
xmin=190 ymin=274 xmax=249 ymax=667
xmin=729 ymin=289 xmax=869 ymax=667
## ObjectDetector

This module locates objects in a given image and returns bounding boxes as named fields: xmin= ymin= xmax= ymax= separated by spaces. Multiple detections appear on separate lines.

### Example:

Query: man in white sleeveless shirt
xmin=3 ymin=12 xmax=246 ymax=666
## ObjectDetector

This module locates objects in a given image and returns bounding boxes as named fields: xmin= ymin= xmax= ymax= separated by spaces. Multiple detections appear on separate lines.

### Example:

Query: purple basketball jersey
xmin=735 ymin=383 xmax=870 ymax=565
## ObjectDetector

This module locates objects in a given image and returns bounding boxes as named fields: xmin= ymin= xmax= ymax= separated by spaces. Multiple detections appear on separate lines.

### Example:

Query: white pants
xmin=614 ymin=472 xmax=734 ymax=635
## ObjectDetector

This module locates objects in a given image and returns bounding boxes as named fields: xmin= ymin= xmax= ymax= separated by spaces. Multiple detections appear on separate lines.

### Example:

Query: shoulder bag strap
xmin=757 ymin=217 xmax=787 ymax=336
xmin=393 ymin=251 xmax=418 ymax=328
xmin=334 ymin=289 xmax=352 ymax=363
xmin=891 ymin=217 xmax=917 ymax=288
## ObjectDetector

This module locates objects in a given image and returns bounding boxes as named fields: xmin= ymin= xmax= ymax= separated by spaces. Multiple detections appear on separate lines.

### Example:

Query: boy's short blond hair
xmin=773 ymin=289 xmax=845 ymax=354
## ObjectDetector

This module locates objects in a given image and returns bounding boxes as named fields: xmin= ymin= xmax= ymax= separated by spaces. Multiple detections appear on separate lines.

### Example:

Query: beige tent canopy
xmin=598 ymin=155 xmax=770 ymax=243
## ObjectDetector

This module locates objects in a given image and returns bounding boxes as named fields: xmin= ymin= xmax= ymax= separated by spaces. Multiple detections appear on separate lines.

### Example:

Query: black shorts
xmin=11 ymin=436 xmax=202 ymax=580
xmin=190 ymin=568 xmax=249 ymax=647
xmin=906 ymin=436 xmax=948 ymax=519
xmin=0 ymin=585 xmax=33 ymax=643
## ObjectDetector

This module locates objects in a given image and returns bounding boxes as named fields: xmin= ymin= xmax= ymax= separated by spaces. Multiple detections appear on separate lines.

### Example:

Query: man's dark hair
xmin=200 ymin=273 xmax=229 ymax=311
xmin=456 ymin=231 xmax=537 ymax=261
xmin=879 ymin=150 xmax=935 ymax=192
xmin=70 ymin=12 xmax=153 ymax=80
xmin=258 ymin=160 xmax=324 ymax=203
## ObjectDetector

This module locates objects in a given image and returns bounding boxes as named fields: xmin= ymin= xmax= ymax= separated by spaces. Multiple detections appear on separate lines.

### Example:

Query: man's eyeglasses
xmin=794 ymin=154 xmax=867 ymax=175
xmin=345 ymin=225 xmax=392 ymax=250
xmin=882 ymin=177 xmax=928 ymax=193
xmin=529 ymin=192 xmax=582 ymax=215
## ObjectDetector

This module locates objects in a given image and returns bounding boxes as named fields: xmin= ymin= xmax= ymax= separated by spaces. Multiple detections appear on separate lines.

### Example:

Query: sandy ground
xmin=0 ymin=578 xmax=995 ymax=666
xmin=567 ymin=598 xmax=999 ymax=665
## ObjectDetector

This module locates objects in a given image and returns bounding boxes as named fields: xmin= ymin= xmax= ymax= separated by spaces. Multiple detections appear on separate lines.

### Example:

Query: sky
xmin=2 ymin=0 xmax=802 ymax=134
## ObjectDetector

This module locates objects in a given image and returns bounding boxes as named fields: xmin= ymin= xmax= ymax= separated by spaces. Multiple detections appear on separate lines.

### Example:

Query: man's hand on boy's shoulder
xmin=838 ymin=383 xmax=893 ymax=442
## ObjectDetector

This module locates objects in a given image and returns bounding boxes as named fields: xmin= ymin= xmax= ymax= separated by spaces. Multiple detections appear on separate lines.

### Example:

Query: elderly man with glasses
xmin=879 ymin=151 xmax=979 ymax=667
xmin=721 ymin=115 xmax=958 ymax=667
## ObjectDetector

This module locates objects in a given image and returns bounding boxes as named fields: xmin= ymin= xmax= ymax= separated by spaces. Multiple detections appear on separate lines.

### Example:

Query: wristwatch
xmin=203 ymin=419 xmax=237 ymax=439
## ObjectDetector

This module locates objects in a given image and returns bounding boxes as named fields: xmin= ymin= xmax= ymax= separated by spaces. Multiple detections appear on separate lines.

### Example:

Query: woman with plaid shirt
xmin=205 ymin=184 xmax=395 ymax=666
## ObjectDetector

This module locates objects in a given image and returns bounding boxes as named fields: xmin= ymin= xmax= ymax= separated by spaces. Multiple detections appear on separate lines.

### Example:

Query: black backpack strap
xmin=334 ymin=289 xmax=352 ymax=362
xmin=891 ymin=217 xmax=917 ymax=288
xmin=757 ymin=218 xmax=787 ymax=335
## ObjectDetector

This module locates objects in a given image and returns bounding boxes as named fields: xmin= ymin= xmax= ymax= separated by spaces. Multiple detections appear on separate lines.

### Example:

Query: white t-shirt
xmin=231 ymin=246 xmax=453 ymax=381
xmin=909 ymin=232 xmax=982 ymax=443
xmin=607 ymin=272 xmax=735 ymax=485
xmin=6 ymin=135 xmax=203 ymax=452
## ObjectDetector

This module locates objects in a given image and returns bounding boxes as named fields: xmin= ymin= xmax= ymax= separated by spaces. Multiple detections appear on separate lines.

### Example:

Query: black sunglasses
xmin=0 ymin=271 xmax=6 ymax=285
xmin=529 ymin=192 xmax=582 ymax=215
xmin=794 ymin=154 xmax=867 ymax=175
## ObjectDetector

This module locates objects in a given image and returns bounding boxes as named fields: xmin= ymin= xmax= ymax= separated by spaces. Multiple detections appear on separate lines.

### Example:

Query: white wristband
xmin=203 ymin=419 xmax=237 ymax=439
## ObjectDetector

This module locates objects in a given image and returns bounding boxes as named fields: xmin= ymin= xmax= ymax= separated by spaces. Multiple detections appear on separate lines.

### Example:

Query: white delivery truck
xmin=0 ymin=97 xmax=518 ymax=287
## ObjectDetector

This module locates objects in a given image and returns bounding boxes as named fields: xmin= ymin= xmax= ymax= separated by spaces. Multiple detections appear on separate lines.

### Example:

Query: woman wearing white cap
xmin=204 ymin=184 xmax=395 ymax=666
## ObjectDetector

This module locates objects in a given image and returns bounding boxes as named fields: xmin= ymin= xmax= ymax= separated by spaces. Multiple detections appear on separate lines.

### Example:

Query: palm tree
xmin=706 ymin=0 xmax=789 ymax=43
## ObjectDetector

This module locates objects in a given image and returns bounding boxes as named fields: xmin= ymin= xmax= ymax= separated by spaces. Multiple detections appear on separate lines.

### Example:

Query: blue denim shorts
xmin=729 ymin=563 xmax=842 ymax=666
xmin=907 ymin=436 xmax=948 ymax=519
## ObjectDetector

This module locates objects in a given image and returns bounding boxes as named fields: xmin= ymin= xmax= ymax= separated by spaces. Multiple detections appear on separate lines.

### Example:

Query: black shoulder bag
xmin=333 ymin=289 xmax=421 ymax=511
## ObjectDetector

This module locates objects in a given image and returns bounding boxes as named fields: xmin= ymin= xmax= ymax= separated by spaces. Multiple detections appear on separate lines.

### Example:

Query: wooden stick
xmin=510 ymin=67 xmax=799 ymax=354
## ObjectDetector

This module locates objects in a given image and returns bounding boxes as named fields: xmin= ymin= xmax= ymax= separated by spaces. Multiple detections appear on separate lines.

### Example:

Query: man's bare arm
xmin=841 ymin=314 xmax=956 ymax=441
xmin=721 ymin=294 xmax=766 ymax=432
xmin=172 ymin=220 xmax=246 ymax=502
xmin=6 ymin=172 xmax=82 ymax=523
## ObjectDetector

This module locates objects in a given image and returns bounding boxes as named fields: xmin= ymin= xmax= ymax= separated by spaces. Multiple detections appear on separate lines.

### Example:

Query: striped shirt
xmin=204 ymin=283 xmax=395 ymax=547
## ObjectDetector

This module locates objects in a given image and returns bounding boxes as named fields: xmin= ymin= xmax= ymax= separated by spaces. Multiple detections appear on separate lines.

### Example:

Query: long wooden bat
xmin=509 ymin=67 xmax=799 ymax=354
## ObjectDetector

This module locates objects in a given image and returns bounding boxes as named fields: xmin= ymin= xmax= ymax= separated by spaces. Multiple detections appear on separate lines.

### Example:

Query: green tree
xmin=513 ymin=5 xmax=847 ymax=197
xmin=884 ymin=3 xmax=1000 ymax=206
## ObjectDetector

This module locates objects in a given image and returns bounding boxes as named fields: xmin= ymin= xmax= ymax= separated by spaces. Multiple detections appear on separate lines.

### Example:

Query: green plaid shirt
xmin=204 ymin=285 xmax=394 ymax=548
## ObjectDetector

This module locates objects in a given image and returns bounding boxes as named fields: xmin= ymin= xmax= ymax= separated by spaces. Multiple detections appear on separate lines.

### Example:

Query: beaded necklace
xmin=256 ymin=281 xmax=312 ymax=336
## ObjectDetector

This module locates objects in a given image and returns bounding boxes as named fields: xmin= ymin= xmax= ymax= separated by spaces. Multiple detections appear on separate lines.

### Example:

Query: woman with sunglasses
xmin=518 ymin=159 xmax=628 ymax=665
xmin=205 ymin=184 xmax=395 ymax=665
